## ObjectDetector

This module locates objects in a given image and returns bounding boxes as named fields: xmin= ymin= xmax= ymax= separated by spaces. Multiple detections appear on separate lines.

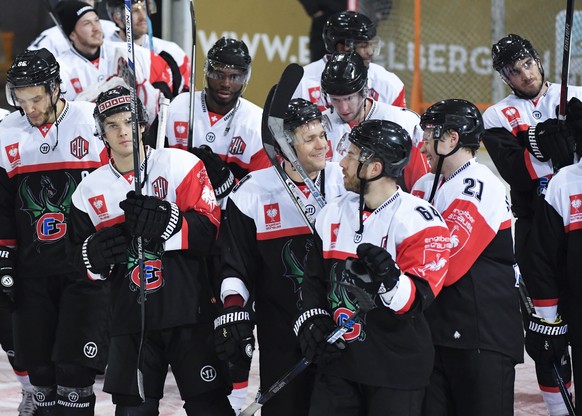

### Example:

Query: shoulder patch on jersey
xmin=232 ymin=174 xmax=251 ymax=193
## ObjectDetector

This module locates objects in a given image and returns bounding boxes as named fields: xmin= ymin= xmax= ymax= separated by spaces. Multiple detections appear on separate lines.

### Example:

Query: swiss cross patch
xmin=71 ymin=78 xmax=83 ymax=94
xmin=411 ymin=189 xmax=425 ymax=199
xmin=5 ymin=143 xmax=20 ymax=168
xmin=38 ymin=124 xmax=52 ymax=137
xmin=330 ymin=223 xmax=340 ymax=248
xmin=88 ymin=195 xmax=109 ymax=220
xmin=570 ymin=194 xmax=582 ymax=225
xmin=152 ymin=176 xmax=168 ymax=199
xmin=228 ymin=136 xmax=246 ymax=155
xmin=264 ymin=203 xmax=281 ymax=230
xmin=298 ymin=184 xmax=310 ymax=198
xmin=70 ymin=136 xmax=89 ymax=159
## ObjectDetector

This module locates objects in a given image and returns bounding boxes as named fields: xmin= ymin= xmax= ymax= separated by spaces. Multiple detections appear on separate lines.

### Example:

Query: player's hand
xmin=191 ymin=146 xmax=235 ymax=200
xmin=214 ymin=306 xmax=255 ymax=369
xmin=83 ymin=227 xmax=129 ymax=275
xmin=119 ymin=191 xmax=182 ymax=241
xmin=293 ymin=308 xmax=345 ymax=364
xmin=0 ymin=247 xmax=16 ymax=308
xmin=527 ymin=119 xmax=575 ymax=169
xmin=525 ymin=314 xmax=568 ymax=365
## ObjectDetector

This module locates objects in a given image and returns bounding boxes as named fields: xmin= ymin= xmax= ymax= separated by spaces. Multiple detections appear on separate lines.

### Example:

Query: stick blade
xmin=268 ymin=63 xmax=304 ymax=119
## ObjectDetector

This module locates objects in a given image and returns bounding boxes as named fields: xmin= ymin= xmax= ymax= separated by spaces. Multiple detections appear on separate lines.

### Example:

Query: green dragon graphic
xmin=19 ymin=173 xmax=77 ymax=222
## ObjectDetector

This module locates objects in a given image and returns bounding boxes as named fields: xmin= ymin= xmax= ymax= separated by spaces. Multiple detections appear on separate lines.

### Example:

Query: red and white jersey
xmin=165 ymin=91 xmax=271 ymax=179
xmin=411 ymin=159 xmax=512 ymax=285
xmin=28 ymin=20 xmax=118 ymax=58
xmin=483 ymin=82 xmax=582 ymax=180
xmin=292 ymin=56 xmax=407 ymax=111
xmin=57 ymin=40 xmax=172 ymax=120
xmin=323 ymin=99 xmax=429 ymax=190
xmin=107 ymin=31 xmax=191 ymax=92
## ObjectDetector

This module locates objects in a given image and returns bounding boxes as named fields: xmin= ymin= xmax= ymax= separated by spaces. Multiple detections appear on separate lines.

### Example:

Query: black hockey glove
xmin=525 ymin=315 xmax=568 ymax=365
xmin=0 ymin=247 xmax=16 ymax=307
xmin=293 ymin=308 xmax=346 ymax=364
xmin=119 ymin=191 xmax=182 ymax=241
xmin=83 ymin=227 xmax=129 ymax=275
xmin=526 ymin=119 xmax=575 ymax=169
xmin=565 ymin=97 xmax=582 ymax=157
xmin=347 ymin=243 xmax=400 ymax=296
xmin=191 ymin=145 xmax=235 ymax=200
xmin=214 ymin=306 xmax=255 ymax=369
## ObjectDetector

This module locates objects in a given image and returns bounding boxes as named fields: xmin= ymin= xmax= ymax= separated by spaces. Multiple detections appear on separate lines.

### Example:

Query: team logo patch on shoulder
xmin=70 ymin=136 xmax=89 ymax=159
xmin=264 ymin=203 xmax=281 ymax=230
xmin=174 ymin=121 xmax=188 ymax=139
xmin=5 ymin=143 xmax=20 ymax=168
xmin=411 ymin=189 xmax=425 ymax=199
xmin=152 ymin=176 xmax=168 ymax=199
xmin=89 ymin=195 xmax=109 ymax=220
xmin=71 ymin=78 xmax=83 ymax=94
xmin=330 ymin=223 xmax=340 ymax=248
xmin=308 ymin=86 xmax=321 ymax=102
xmin=570 ymin=194 xmax=582 ymax=227
xmin=228 ymin=136 xmax=246 ymax=155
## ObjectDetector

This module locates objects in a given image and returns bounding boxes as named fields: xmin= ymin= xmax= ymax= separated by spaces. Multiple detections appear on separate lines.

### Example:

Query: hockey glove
xmin=191 ymin=146 xmax=235 ymax=200
xmin=214 ymin=306 xmax=255 ymax=369
xmin=526 ymin=119 xmax=575 ymax=169
xmin=0 ymin=247 xmax=16 ymax=307
xmin=525 ymin=315 xmax=569 ymax=365
xmin=83 ymin=227 xmax=129 ymax=275
xmin=565 ymin=97 xmax=582 ymax=157
xmin=119 ymin=191 xmax=182 ymax=241
xmin=347 ymin=243 xmax=400 ymax=295
xmin=293 ymin=308 xmax=346 ymax=364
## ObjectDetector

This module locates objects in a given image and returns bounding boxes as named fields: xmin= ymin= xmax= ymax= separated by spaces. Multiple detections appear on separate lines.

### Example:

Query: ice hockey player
xmin=292 ymin=10 xmax=406 ymax=111
xmin=66 ymin=86 xmax=233 ymax=415
xmin=320 ymin=50 xmax=428 ymax=191
xmin=482 ymin=33 xmax=582 ymax=415
xmin=296 ymin=119 xmax=450 ymax=415
xmin=215 ymin=98 xmax=345 ymax=415
xmin=412 ymin=99 xmax=523 ymax=415
xmin=105 ymin=0 xmax=191 ymax=95
xmin=0 ymin=48 xmax=109 ymax=415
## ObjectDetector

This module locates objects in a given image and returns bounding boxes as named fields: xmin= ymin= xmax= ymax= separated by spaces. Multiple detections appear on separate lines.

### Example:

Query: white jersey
xmin=28 ymin=20 xmax=118 ymax=58
xmin=0 ymin=108 xmax=10 ymax=122
xmin=57 ymin=40 xmax=172 ymax=121
xmin=483 ymin=82 xmax=582 ymax=180
xmin=323 ymin=99 xmax=428 ymax=191
xmin=292 ymin=56 xmax=407 ymax=111
xmin=165 ymin=91 xmax=271 ymax=178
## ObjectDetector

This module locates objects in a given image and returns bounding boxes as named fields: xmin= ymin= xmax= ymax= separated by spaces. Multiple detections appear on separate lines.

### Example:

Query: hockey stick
xmin=187 ymin=0 xmax=197 ymax=152
xmin=155 ymin=95 xmax=170 ymax=149
xmin=262 ymin=84 xmax=316 ymax=232
xmin=41 ymin=0 xmax=73 ymax=51
xmin=558 ymin=0 xmax=575 ymax=123
xmin=267 ymin=63 xmax=327 ymax=209
xmin=124 ymin=0 xmax=147 ymax=402
xmin=517 ymin=271 xmax=576 ymax=416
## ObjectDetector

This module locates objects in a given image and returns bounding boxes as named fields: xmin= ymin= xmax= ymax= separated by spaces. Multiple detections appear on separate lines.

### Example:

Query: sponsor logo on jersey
xmin=89 ymin=195 xmax=109 ymax=220
xmin=70 ymin=136 xmax=89 ymax=159
xmin=71 ymin=78 xmax=83 ymax=94
xmin=445 ymin=208 xmax=473 ymax=253
xmin=501 ymin=106 xmax=527 ymax=134
xmin=264 ymin=203 xmax=281 ymax=230
xmin=174 ymin=121 xmax=188 ymax=139
xmin=532 ymin=110 xmax=542 ymax=119
xmin=228 ymin=136 xmax=246 ymax=155
xmin=330 ymin=223 xmax=340 ymax=248
xmin=40 ymin=143 xmax=50 ymax=154
xmin=83 ymin=342 xmax=98 ymax=359
xmin=5 ymin=143 xmax=21 ymax=168
xmin=152 ymin=176 xmax=168 ymax=199
xmin=570 ymin=194 xmax=582 ymax=228
xmin=206 ymin=132 xmax=216 ymax=143
xmin=418 ymin=252 xmax=448 ymax=276
xmin=200 ymin=365 xmax=217 ymax=382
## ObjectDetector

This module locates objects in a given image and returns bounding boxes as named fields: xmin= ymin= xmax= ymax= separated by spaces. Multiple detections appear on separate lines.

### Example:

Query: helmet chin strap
xmin=355 ymin=161 xmax=383 ymax=235
xmin=427 ymin=139 xmax=461 ymax=203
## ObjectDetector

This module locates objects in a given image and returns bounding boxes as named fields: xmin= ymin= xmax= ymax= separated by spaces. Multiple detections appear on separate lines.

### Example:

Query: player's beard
xmin=206 ymin=83 xmax=243 ymax=109
xmin=343 ymin=169 xmax=362 ymax=193
xmin=27 ymin=103 xmax=56 ymax=127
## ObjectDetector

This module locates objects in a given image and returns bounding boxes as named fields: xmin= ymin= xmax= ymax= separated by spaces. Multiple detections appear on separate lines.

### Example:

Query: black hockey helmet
xmin=323 ymin=11 xmax=376 ymax=53
xmin=206 ymin=37 xmax=251 ymax=72
xmin=93 ymin=86 xmax=148 ymax=136
xmin=321 ymin=51 xmax=368 ymax=96
xmin=105 ymin=0 xmax=157 ymax=22
xmin=5 ymin=48 xmax=61 ymax=107
xmin=339 ymin=119 xmax=411 ymax=178
xmin=492 ymin=34 xmax=542 ymax=75
xmin=284 ymin=98 xmax=323 ymax=133
xmin=420 ymin=99 xmax=483 ymax=149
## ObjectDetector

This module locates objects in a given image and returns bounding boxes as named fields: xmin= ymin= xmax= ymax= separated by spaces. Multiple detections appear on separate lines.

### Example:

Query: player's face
xmin=420 ymin=127 xmax=452 ymax=174
xmin=340 ymin=39 xmax=381 ymax=67
xmin=339 ymin=143 xmax=367 ymax=192
xmin=130 ymin=2 xmax=149 ymax=38
xmin=328 ymin=91 xmax=366 ymax=123
xmin=205 ymin=66 xmax=247 ymax=111
xmin=102 ymin=111 xmax=143 ymax=160
xmin=13 ymin=85 xmax=58 ymax=126
xmin=70 ymin=12 xmax=103 ymax=51
xmin=503 ymin=56 xmax=544 ymax=99
xmin=293 ymin=120 xmax=328 ymax=175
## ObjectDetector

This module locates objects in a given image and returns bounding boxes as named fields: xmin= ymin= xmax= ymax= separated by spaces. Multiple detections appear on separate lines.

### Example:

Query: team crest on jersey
xmin=71 ymin=78 xmax=83 ymax=94
xmin=308 ymin=86 xmax=321 ymax=103
xmin=174 ymin=121 xmax=188 ymax=139
xmin=19 ymin=173 xmax=77 ymax=242
xmin=5 ymin=143 xmax=20 ymax=168
xmin=330 ymin=223 xmax=340 ymax=248
xmin=89 ymin=195 xmax=109 ymax=220
xmin=327 ymin=264 xmax=366 ymax=343
xmin=228 ymin=136 xmax=246 ymax=155
xmin=570 ymin=194 xmax=582 ymax=229
xmin=152 ymin=176 xmax=168 ymax=199
xmin=70 ymin=136 xmax=89 ymax=159
xmin=501 ymin=106 xmax=527 ymax=134
xmin=127 ymin=240 xmax=165 ymax=302
xmin=333 ymin=307 xmax=362 ymax=342
xmin=264 ymin=203 xmax=281 ymax=230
